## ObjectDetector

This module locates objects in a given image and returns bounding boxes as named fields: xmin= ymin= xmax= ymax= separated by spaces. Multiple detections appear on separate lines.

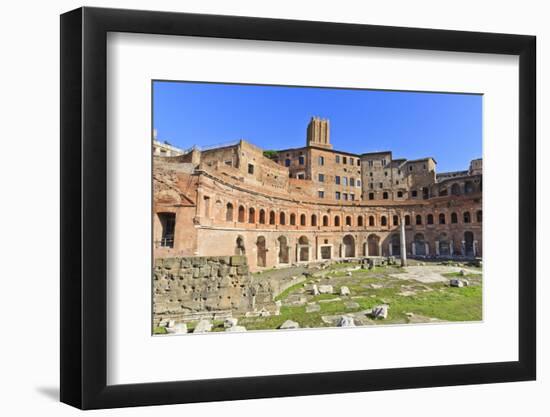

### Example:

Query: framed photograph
xmin=60 ymin=6 xmax=536 ymax=409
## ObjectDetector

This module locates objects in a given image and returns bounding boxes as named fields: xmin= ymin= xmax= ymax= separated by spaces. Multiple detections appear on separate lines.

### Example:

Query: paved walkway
xmin=390 ymin=265 xmax=481 ymax=283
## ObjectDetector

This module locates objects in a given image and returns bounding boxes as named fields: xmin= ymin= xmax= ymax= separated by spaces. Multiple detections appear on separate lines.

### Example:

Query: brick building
xmin=154 ymin=117 xmax=482 ymax=271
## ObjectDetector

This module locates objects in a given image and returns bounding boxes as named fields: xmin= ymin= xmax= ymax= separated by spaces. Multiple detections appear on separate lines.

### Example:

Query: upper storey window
xmin=284 ymin=159 xmax=291 ymax=167
xmin=343 ymin=156 xmax=347 ymax=164
xmin=342 ymin=177 xmax=348 ymax=186
xmin=248 ymin=164 xmax=254 ymax=174
xmin=350 ymin=178 xmax=355 ymax=187
xmin=350 ymin=157 xmax=354 ymax=165
xmin=357 ymin=159 xmax=361 ymax=166
xmin=318 ymin=173 xmax=325 ymax=182
xmin=381 ymin=159 xmax=387 ymax=166
xmin=336 ymin=155 xmax=341 ymax=163
xmin=368 ymin=160 xmax=373 ymax=168
xmin=357 ymin=180 xmax=361 ymax=187
xmin=318 ymin=156 xmax=325 ymax=165
xmin=335 ymin=191 xmax=341 ymax=200
xmin=335 ymin=176 xmax=341 ymax=185
xmin=298 ymin=156 xmax=305 ymax=165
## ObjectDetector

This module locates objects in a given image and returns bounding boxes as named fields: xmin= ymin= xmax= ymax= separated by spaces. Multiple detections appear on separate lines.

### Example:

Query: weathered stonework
xmin=153 ymin=256 xmax=278 ymax=326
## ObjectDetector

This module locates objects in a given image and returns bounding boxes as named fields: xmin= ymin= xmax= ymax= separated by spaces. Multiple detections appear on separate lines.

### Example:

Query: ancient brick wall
xmin=153 ymin=256 xmax=278 ymax=326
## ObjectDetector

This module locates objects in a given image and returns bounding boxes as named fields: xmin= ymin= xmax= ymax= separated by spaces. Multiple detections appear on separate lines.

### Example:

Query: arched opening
xmin=248 ymin=207 xmax=255 ymax=224
xmin=414 ymin=233 xmax=426 ymax=256
xmin=451 ymin=212 xmax=458 ymax=224
xmin=322 ymin=215 xmax=329 ymax=227
xmin=464 ymin=231 xmax=474 ymax=256
xmin=300 ymin=214 xmax=306 ymax=226
xmin=391 ymin=234 xmax=400 ymax=256
xmin=393 ymin=215 xmax=399 ymax=226
xmin=256 ymin=236 xmax=266 ymax=267
xmin=439 ymin=187 xmax=448 ymax=197
xmin=427 ymin=214 xmax=434 ymax=225
xmin=235 ymin=236 xmax=246 ymax=255
xmin=225 ymin=203 xmax=234 ymax=222
xmin=451 ymin=183 xmax=461 ymax=196
xmin=343 ymin=235 xmax=355 ymax=258
xmin=277 ymin=236 xmax=289 ymax=264
xmin=334 ymin=216 xmax=341 ymax=227
xmin=311 ymin=214 xmax=317 ymax=227
xmin=369 ymin=215 xmax=375 ymax=227
xmin=405 ymin=215 xmax=411 ymax=226
xmin=367 ymin=234 xmax=380 ymax=256
xmin=357 ymin=216 xmax=364 ymax=227
xmin=298 ymin=236 xmax=310 ymax=262
xmin=464 ymin=181 xmax=474 ymax=194
xmin=279 ymin=212 xmax=286 ymax=225
xmin=438 ymin=232 xmax=451 ymax=256
xmin=259 ymin=209 xmax=266 ymax=224
xmin=269 ymin=210 xmax=276 ymax=225
xmin=238 ymin=205 xmax=245 ymax=223
xmin=476 ymin=210 xmax=482 ymax=222
xmin=381 ymin=216 xmax=387 ymax=226
xmin=463 ymin=211 xmax=471 ymax=223
xmin=439 ymin=213 xmax=446 ymax=224
xmin=345 ymin=216 xmax=352 ymax=226
xmin=416 ymin=214 xmax=422 ymax=225
xmin=290 ymin=213 xmax=296 ymax=225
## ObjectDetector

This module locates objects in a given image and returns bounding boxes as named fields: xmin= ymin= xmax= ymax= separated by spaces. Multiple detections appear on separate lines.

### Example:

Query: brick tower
xmin=306 ymin=117 xmax=332 ymax=149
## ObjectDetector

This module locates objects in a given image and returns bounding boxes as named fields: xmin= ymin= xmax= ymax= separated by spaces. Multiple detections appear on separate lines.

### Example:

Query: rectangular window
xmin=318 ymin=156 xmax=324 ymax=165
xmin=248 ymin=164 xmax=254 ymax=174
xmin=350 ymin=193 xmax=355 ymax=201
xmin=369 ymin=172 xmax=373 ymax=177
xmin=368 ymin=192 xmax=374 ymax=200
xmin=357 ymin=159 xmax=361 ymax=166
xmin=318 ymin=173 xmax=325 ymax=182
xmin=370 ymin=183 xmax=374 ymax=189
xmin=381 ymin=159 xmax=387 ymax=166
xmin=336 ymin=155 xmax=340 ymax=163
xmin=357 ymin=180 xmax=361 ymax=187
xmin=397 ymin=191 xmax=403 ymax=198
xmin=318 ymin=190 xmax=325 ymax=198
xmin=343 ymin=177 xmax=348 ymax=186
xmin=350 ymin=157 xmax=354 ymax=165
xmin=368 ymin=160 xmax=373 ymax=167
xmin=350 ymin=178 xmax=355 ymax=187
xmin=335 ymin=175 xmax=341 ymax=185
xmin=343 ymin=193 xmax=348 ymax=200
xmin=335 ymin=191 xmax=341 ymax=200
xmin=298 ymin=156 xmax=305 ymax=165
xmin=379 ymin=182 xmax=383 ymax=188
xmin=297 ymin=173 xmax=305 ymax=179
xmin=284 ymin=159 xmax=291 ymax=167
xmin=158 ymin=213 xmax=176 ymax=248
xmin=412 ymin=190 xmax=418 ymax=197
xmin=343 ymin=156 xmax=347 ymax=164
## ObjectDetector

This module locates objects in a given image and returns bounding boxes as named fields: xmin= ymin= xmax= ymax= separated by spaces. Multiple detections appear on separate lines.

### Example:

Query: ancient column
xmin=435 ymin=240 xmax=440 ymax=256
xmin=400 ymin=218 xmax=407 ymax=267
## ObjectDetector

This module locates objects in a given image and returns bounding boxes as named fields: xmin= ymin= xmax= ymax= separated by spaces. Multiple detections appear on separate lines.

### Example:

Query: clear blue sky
xmin=153 ymin=81 xmax=482 ymax=172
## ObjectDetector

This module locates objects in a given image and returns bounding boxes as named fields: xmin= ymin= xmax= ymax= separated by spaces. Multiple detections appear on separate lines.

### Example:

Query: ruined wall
xmin=153 ymin=255 xmax=278 ymax=326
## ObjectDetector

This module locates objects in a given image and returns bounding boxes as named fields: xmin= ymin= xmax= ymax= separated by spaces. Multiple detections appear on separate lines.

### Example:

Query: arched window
xmin=463 ymin=211 xmax=471 ymax=223
xmin=248 ymin=207 xmax=255 ymax=224
xmin=279 ymin=212 xmax=286 ymax=225
xmin=439 ymin=213 xmax=446 ymax=224
xmin=381 ymin=216 xmax=387 ymax=226
xmin=451 ymin=212 xmax=458 ymax=224
xmin=416 ymin=214 xmax=422 ymax=225
xmin=427 ymin=214 xmax=434 ymax=225
xmin=311 ymin=214 xmax=317 ymax=226
xmin=259 ymin=209 xmax=266 ymax=224
xmin=369 ymin=215 xmax=375 ymax=226
xmin=269 ymin=210 xmax=276 ymax=225
xmin=238 ymin=205 xmax=245 ymax=223
xmin=300 ymin=214 xmax=306 ymax=226
xmin=451 ymin=183 xmax=461 ymax=196
xmin=334 ymin=216 xmax=341 ymax=227
xmin=383 ymin=191 xmax=389 ymax=199
xmin=226 ymin=203 xmax=234 ymax=222
xmin=322 ymin=215 xmax=329 ymax=227
xmin=345 ymin=216 xmax=352 ymax=226
xmin=405 ymin=215 xmax=411 ymax=226
xmin=357 ymin=216 xmax=364 ymax=227
xmin=476 ymin=210 xmax=482 ymax=222
xmin=290 ymin=213 xmax=296 ymax=225
xmin=393 ymin=215 xmax=399 ymax=226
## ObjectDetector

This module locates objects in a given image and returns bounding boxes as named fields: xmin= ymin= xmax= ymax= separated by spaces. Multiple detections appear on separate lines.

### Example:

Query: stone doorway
xmin=256 ymin=236 xmax=266 ymax=267
xmin=391 ymin=234 xmax=401 ymax=256
xmin=367 ymin=234 xmax=380 ymax=256
xmin=297 ymin=236 xmax=310 ymax=262
xmin=320 ymin=245 xmax=332 ymax=260
xmin=277 ymin=236 xmax=289 ymax=264
xmin=343 ymin=234 xmax=355 ymax=258
xmin=464 ymin=231 xmax=474 ymax=257
xmin=235 ymin=236 xmax=246 ymax=255
xmin=414 ymin=233 xmax=426 ymax=256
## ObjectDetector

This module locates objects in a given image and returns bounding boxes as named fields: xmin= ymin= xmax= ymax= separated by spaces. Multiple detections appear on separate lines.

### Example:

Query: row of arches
xmin=225 ymin=203 xmax=482 ymax=229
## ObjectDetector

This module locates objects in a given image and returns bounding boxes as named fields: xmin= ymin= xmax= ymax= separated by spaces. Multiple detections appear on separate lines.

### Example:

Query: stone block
xmin=230 ymin=255 xmax=246 ymax=266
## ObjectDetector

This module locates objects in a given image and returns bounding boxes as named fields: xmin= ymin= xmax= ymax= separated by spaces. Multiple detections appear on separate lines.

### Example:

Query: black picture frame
xmin=60 ymin=6 xmax=536 ymax=410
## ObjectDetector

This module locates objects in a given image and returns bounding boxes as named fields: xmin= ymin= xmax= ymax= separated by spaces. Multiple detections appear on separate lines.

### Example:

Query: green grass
xmin=153 ymin=326 xmax=167 ymax=335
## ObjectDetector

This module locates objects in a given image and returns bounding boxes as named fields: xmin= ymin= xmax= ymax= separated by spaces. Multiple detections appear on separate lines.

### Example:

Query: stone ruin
xmin=153 ymin=255 xmax=279 ymax=327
